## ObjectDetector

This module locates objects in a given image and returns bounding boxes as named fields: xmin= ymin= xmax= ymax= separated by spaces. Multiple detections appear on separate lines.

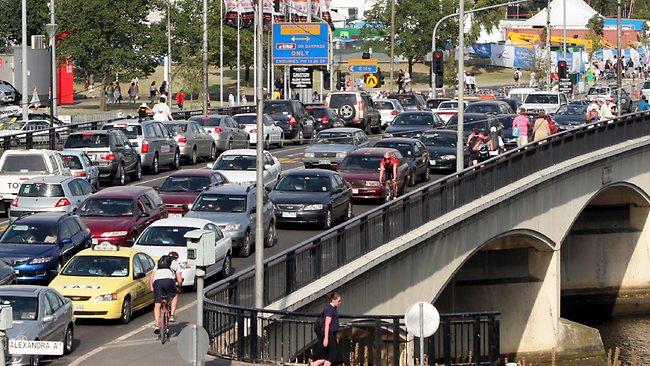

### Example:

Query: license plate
xmin=74 ymin=305 xmax=83 ymax=312
xmin=430 ymin=161 xmax=436 ymax=166
xmin=282 ymin=212 xmax=297 ymax=218
xmin=318 ymin=160 xmax=330 ymax=165
xmin=92 ymin=238 xmax=98 ymax=245
xmin=169 ymin=213 xmax=182 ymax=218
xmin=352 ymin=189 xmax=359 ymax=194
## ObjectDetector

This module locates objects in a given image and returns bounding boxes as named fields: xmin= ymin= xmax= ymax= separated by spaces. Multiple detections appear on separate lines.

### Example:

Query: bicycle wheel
xmin=160 ymin=308 xmax=169 ymax=344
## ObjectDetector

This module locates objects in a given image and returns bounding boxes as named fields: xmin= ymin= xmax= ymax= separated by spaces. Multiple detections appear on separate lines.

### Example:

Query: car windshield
xmin=0 ymin=155 xmax=47 ymax=173
xmin=213 ymin=155 xmax=256 ymax=171
xmin=328 ymin=94 xmax=356 ymax=108
xmin=0 ymin=296 xmax=38 ymax=320
xmin=193 ymin=194 xmax=247 ymax=213
xmin=524 ymin=94 xmax=558 ymax=104
xmin=136 ymin=226 xmax=196 ymax=246
xmin=555 ymin=104 xmax=587 ymax=116
xmin=438 ymin=102 xmax=459 ymax=109
xmin=232 ymin=115 xmax=257 ymax=125
xmin=390 ymin=95 xmax=416 ymax=106
xmin=102 ymin=124 xmax=141 ymax=139
xmin=263 ymin=102 xmax=291 ymax=115
xmin=375 ymin=142 xmax=413 ymax=157
xmin=392 ymin=114 xmax=434 ymax=126
xmin=588 ymin=87 xmax=610 ymax=95
xmin=0 ymin=223 xmax=57 ymax=244
xmin=62 ymin=155 xmax=83 ymax=170
xmin=313 ymin=132 xmax=353 ymax=145
xmin=275 ymin=175 xmax=331 ymax=192
xmin=420 ymin=132 xmax=457 ymax=146
xmin=339 ymin=155 xmax=382 ymax=171
xmin=64 ymin=133 xmax=109 ymax=148
xmin=160 ymin=176 xmax=211 ymax=192
xmin=190 ymin=116 xmax=222 ymax=127
xmin=62 ymin=256 xmax=129 ymax=277
xmin=374 ymin=101 xmax=396 ymax=110
xmin=165 ymin=123 xmax=188 ymax=135
xmin=465 ymin=104 xmax=500 ymax=114
xmin=18 ymin=183 xmax=65 ymax=197
xmin=77 ymin=198 xmax=134 ymax=217
xmin=310 ymin=109 xmax=329 ymax=118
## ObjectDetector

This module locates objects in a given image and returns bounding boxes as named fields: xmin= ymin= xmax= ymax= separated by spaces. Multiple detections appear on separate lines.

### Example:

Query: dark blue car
xmin=0 ymin=212 xmax=91 ymax=283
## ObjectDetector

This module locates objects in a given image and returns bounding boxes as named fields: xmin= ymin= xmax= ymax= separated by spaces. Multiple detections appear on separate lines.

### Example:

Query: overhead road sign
xmin=349 ymin=65 xmax=378 ymax=73
xmin=348 ymin=58 xmax=378 ymax=67
xmin=272 ymin=23 xmax=329 ymax=66
xmin=290 ymin=66 xmax=314 ymax=89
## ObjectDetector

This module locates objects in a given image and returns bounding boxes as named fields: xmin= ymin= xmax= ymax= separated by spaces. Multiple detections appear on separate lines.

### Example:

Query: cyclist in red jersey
xmin=378 ymin=152 xmax=399 ymax=198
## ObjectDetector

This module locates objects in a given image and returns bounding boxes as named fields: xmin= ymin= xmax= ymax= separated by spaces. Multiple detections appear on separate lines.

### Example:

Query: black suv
xmin=263 ymin=100 xmax=315 ymax=144
xmin=63 ymin=130 xmax=141 ymax=186
xmin=325 ymin=92 xmax=382 ymax=134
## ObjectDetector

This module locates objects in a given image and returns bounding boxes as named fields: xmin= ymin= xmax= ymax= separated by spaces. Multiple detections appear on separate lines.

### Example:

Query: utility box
xmin=184 ymin=229 xmax=216 ymax=267
xmin=0 ymin=303 xmax=12 ymax=330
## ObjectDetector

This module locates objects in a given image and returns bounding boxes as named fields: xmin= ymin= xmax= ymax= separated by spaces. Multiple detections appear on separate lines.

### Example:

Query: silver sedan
xmin=0 ymin=285 xmax=75 ymax=366
xmin=163 ymin=120 xmax=217 ymax=165
xmin=9 ymin=176 xmax=94 ymax=221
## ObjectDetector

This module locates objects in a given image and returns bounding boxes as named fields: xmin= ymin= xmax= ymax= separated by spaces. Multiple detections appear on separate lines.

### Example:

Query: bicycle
xmin=383 ymin=179 xmax=397 ymax=203
xmin=159 ymin=295 xmax=171 ymax=344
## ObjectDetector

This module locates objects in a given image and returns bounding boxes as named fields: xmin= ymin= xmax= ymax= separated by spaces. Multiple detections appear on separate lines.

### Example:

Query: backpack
xmin=513 ymin=71 xmax=520 ymax=81
xmin=314 ymin=311 xmax=325 ymax=336
xmin=157 ymin=255 xmax=174 ymax=270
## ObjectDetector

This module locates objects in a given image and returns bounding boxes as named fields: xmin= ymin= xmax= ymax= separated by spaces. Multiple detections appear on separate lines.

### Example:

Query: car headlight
xmin=30 ymin=257 xmax=53 ymax=264
xmin=303 ymin=204 xmax=324 ymax=211
xmin=101 ymin=231 xmax=128 ymax=237
xmin=336 ymin=152 xmax=348 ymax=158
xmin=441 ymin=155 xmax=456 ymax=160
xmin=224 ymin=223 xmax=241 ymax=231
xmin=304 ymin=152 xmax=314 ymax=158
xmin=365 ymin=181 xmax=381 ymax=187
xmin=94 ymin=294 xmax=118 ymax=302
xmin=383 ymin=133 xmax=393 ymax=138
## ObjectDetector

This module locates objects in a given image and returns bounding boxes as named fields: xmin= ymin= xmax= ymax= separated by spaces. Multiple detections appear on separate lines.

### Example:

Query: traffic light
xmin=323 ymin=70 xmax=331 ymax=90
xmin=336 ymin=70 xmax=346 ymax=90
xmin=557 ymin=60 xmax=568 ymax=79
xmin=433 ymin=51 xmax=444 ymax=88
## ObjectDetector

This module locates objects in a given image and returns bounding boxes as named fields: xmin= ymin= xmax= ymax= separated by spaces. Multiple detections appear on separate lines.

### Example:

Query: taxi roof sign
xmin=93 ymin=242 xmax=119 ymax=251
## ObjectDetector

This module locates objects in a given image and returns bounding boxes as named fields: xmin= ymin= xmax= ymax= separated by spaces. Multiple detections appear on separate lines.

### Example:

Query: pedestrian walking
xmin=533 ymin=112 xmax=551 ymax=141
xmin=397 ymin=69 xmax=405 ymax=93
xmin=511 ymin=108 xmax=530 ymax=147
xmin=529 ymin=71 xmax=537 ymax=88
xmin=311 ymin=292 xmax=342 ymax=366
xmin=128 ymin=82 xmax=137 ymax=105
xmin=30 ymin=85 xmax=40 ymax=108
xmin=152 ymin=95 xmax=173 ymax=122
xmin=160 ymin=81 xmax=168 ymax=96
xmin=600 ymin=97 xmax=615 ymax=120
xmin=467 ymin=128 xmax=484 ymax=165
xmin=114 ymin=83 xmax=122 ymax=104
xmin=241 ymin=94 xmax=248 ymax=104
xmin=87 ymin=75 xmax=96 ymax=98
xmin=149 ymin=81 xmax=157 ymax=102
xmin=513 ymin=68 xmax=522 ymax=86
xmin=272 ymin=89 xmax=281 ymax=100
xmin=228 ymin=93 xmax=235 ymax=106
xmin=312 ymin=91 xmax=320 ymax=103
xmin=176 ymin=89 xmax=186 ymax=111
xmin=138 ymin=102 xmax=153 ymax=120
xmin=637 ymin=95 xmax=650 ymax=111
xmin=106 ymin=82 xmax=115 ymax=104
xmin=488 ymin=126 xmax=504 ymax=156
xmin=585 ymin=108 xmax=600 ymax=123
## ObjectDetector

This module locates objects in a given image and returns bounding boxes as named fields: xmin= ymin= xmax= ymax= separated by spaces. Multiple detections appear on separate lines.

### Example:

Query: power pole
xmin=456 ymin=0 xmax=465 ymax=173
xmin=616 ymin=0 xmax=622 ymax=116
xmin=389 ymin=0 xmax=395 ymax=92
xmin=202 ymin=0 xmax=208 ymax=114
xmin=21 ymin=0 xmax=28 ymax=121
xmin=254 ymin=0 xmax=265 ymax=311
xmin=167 ymin=0 xmax=173 ymax=108
xmin=546 ymin=2 xmax=551 ymax=87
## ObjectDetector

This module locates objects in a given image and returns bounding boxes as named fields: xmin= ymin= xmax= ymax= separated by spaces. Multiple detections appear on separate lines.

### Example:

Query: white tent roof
xmin=524 ymin=0 xmax=599 ymax=27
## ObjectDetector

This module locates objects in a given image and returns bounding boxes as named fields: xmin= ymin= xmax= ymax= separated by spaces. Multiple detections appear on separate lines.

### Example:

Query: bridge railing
xmin=205 ymin=298 xmax=500 ymax=366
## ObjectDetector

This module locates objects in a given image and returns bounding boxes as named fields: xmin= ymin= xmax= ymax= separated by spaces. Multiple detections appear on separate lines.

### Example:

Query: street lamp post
xmin=389 ymin=0 xmax=395 ymax=92
xmin=167 ymin=0 xmax=173 ymax=108
xmin=21 ymin=0 xmax=28 ymax=121
xmin=46 ymin=1 xmax=57 ymax=120
xmin=456 ymin=0 xmax=465 ymax=173
xmin=254 ymin=0 xmax=265 ymax=312
xmin=616 ymin=0 xmax=622 ymax=116
xmin=202 ymin=0 xmax=208 ymax=114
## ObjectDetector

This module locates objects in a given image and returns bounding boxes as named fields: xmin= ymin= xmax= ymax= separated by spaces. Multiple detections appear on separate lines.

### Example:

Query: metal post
xmin=0 ymin=330 xmax=5 ymax=366
xmin=21 ymin=0 xmax=28 ymax=121
xmin=617 ymin=0 xmax=622 ymax=116
xmin=254 ymin=27 xmax=257 ymax=103
xmin=307 ymin=0 xmax=312 ymax=103
xmin=220 ymin=0 xmax=224 ymax=107
xmin=254 ymin=0 xmax=265 ymax=311
xmin=456 ymin=0 xmax=465 ymax=173
xmin=562 ymin=0 xmax=567 ymax=57
xmin=546 ymin=2 xmax=551 ymax=87
xmin=389 ymin=0 xmax=395 ymax=92
xmin=237 ymin=11 xmax=241 ymax=105
xmin=195 ymin=268 xmax=205 ymax=366
xmin=49 ymin=0 xmax=57 ymax=118
xmin=419 ymin=303 xmax=425 ymax=366
xmin=167 ymin=0 xmax=173 ymax=108
xmin=202 ymin=0 xmax=208 ymax=114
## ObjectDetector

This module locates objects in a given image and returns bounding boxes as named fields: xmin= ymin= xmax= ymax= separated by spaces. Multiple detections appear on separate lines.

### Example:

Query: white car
xmin=372 ymin=99 xmax=404 ymax=128
xmin=507 ymin=87 xmax=537 ymax=105
xmin=207 ymin=149 xmax=282 ymax=188
xmin=132 ymin=218 xmax=232 ymax=287
xmin=432 ymin=100 xmax=468 ymax=123
xmin=232 ymin=113 xmax=284 ymax=149
xmin=520 ymin=91 xmax=568 ymax=115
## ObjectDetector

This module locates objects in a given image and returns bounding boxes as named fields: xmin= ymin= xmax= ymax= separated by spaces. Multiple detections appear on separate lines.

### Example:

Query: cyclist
xmin=149 ymin=251 xmax=183 ymax=334
xmin=378 ymin=152 xmax=399 ymax=199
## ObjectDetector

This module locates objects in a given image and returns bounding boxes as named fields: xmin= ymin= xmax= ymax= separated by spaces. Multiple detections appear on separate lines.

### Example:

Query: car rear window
xmin=339 ymin=155 xmax=382 ymax=171
xmin=375 ymin=142 xmax=413 ymax=157
xmin=465 ymin=104 xmax=501 ymax=114
xmin=310 ymin=109 xmax=329 ymax=118
xmin=62 ymin=256 xmax=129 ymax=277
xmin=0 ymin=155 xmax=48 ymax=173
xmin=166 ymin=123 xmax=188 ymax=134
xmin=524 ymin=94 xmax=558 ymax=104
xmin=587 ymin=87 xmax=610 ymax=96
xmin=328 ymin=94 xmax=357 ymax=108
xmin=161 ymin=176 xmax=211 ymax=192
xmin=232 ymin=115 xmax=257 ymax=125
xmin=374 ymin=101 xmax=396 ymax=110
xmin=136 ymin=226 xmax=196 ymax=246
xmin=192 ymin=194 xmax=247 ymax=213
xmin=62 ymin=154 xmax=83 ymax=170
xmin=102 ymin=124 xmax=141 ymax=139
xmin=64 ymin=133 xmax=110 ymax=148
xmin=438 ymin=101 xmax=459 ymax=109
xmin=0 ymin=295 xmax=38 ymax=320
xmin=390 ymin=95 xmax=416 ymax=106
xmin=191 ymin=116 xmax=222 ymax=127
xmin=263 ymin=102 xmax=292 ymax=115
xmin=77 ymin=198 xmax=134 ymax=217
xmin=18 ymin=183 xmax=65 ymax=197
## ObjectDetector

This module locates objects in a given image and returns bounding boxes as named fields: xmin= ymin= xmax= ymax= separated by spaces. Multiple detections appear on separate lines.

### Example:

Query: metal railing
xmin=204 ymin=300 xmax=500 ymax=366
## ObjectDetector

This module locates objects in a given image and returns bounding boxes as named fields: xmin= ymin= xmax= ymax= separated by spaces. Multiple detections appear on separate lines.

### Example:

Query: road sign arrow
xmin=291 ymin=36 xmax=311 ymax=42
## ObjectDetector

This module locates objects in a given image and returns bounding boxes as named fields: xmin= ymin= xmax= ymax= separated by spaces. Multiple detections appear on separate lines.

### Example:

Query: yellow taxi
xmin=49 ymin=242 xmax=156 ymax=324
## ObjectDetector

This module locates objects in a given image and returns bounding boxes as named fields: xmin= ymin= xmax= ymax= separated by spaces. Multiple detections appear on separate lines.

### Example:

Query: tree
xmin=0 ymin=0 xmax=49 ymax=50
xmin=56 ymin=0 xmax=161 ymax=110
xmin=586 ymin=14 xmax=604 ymax=51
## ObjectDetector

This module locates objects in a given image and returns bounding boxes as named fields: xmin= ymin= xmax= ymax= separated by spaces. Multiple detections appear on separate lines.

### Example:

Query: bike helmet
xmin=383 ymin=152 xmax=392 ymax=159
xmin=168 ymin=251 xmax=179 ymax=259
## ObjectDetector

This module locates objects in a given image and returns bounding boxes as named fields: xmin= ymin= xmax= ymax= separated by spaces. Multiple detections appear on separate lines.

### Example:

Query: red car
xmin=157 ymin=169 xmax=228 ymax=217
xmin=338 ymin=148 xmax=409 ymax=201
xmin=77 ymin=186 xmax=167 ymax=246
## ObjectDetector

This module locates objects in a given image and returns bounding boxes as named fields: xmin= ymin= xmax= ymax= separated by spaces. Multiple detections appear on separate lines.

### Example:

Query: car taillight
xmin=213 ymin=127 xmax=223 ymax=134
xmin=178 ymin=136 xmax=188 ymax=144
xmin=55 ymin=198 xmax=71 ymax=207
xmin=322 ymin=116 xmax=329 ymax=124
xmin=391 ymin=110 xmax=398 ymax=116
xmin=100 ymin=153 xmax=115 ymax=161
xmin=141 ymin=140 xmax=150 ymax=153
xmin=11 ymin=198 xmax=18 ymax=207
xmin=289 ymin=117 xmax=297 ymax=127
xmin=74 ymin=171 xmax=87 ymax=177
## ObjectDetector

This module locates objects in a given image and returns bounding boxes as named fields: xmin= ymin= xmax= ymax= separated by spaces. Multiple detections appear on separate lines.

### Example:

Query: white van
xmin=508 ymin=88 xmax=537 ymax=106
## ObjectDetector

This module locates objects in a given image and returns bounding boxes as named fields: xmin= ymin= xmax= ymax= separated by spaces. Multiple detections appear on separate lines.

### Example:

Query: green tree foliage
xmin=0 ymin=0 xmax=49 ymax=50
xmin=586 ymin=14 xmax=604 ymax=51
xmin=56 ymin=0 xmax=161 ymax=109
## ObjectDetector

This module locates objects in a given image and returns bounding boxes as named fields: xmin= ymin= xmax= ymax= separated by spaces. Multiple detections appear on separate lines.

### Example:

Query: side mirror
xmin=140 ymin=212 xmax=150 ymax=218
xmin=134 ymin=272 xmax=146 ymax=279
xmin=60 ymin=237 xmax=72 ymax=245
xmin=206 ymin=163 xmax=214 ymax=169
xmin=42 ymin=315 xmax=54 ymax=323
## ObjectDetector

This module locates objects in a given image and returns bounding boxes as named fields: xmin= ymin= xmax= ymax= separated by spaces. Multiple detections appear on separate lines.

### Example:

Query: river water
xmin=592 ymin=314 xmax=650 ymax=365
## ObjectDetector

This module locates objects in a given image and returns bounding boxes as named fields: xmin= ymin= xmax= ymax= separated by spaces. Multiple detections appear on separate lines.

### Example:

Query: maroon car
xmin=157 ymin=169 xmax=228 ymax=216
xmin=338 ymin=148 xmax=409 ymax=201
xmin=76 ymin=186 xmax=167 ymax=246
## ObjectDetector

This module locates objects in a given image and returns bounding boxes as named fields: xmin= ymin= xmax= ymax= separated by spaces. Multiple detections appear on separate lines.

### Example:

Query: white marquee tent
xmin=523 ymin=0 xmax=599 ymax=28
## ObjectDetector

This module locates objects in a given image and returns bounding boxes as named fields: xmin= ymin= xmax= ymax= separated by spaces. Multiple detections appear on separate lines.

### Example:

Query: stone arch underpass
xmin=267 ymin=136 xmax=650 ymax=361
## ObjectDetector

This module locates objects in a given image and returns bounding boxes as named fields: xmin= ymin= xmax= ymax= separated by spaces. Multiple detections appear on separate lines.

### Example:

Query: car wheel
xmin=294 ymin=127 xmax=304 ymax=145
xmin=238 ymin=232 xmax=252 ymax=257
xmin=278 ymin=133 xmax=285 ymax=148
xmin=63 ymin=324 xmax=74 ymax=355
xmin=170 ymin=150 xmax=180 ymax=170
xmin=151 ymin=154 xmax=160 ymax=174
xmin=323 ymin=209 xmax=332 ymax=229
xmin=120 ymin=296 xmax=132 ymax=324
xmin=408 ymin=171 xmax=417 ymax=187
xmin=221 ymin=252 xmax=232 ymax=277
xmin=422 ymin=167 xmax=430 ymax=182
xmin=210 ymin=144 xmax=217 ymax=160
xmin=191 ymin=147 xmax=198 ymax=165
xmin=265 ymin=221 xmax=276 ymax=248
xmin=113 ymin=163 xmax=126 ymax=186
xmin=345 ymin=201 xmax=353 ymax=220
xmin=131 ymin=160 xmax=142 ymax=181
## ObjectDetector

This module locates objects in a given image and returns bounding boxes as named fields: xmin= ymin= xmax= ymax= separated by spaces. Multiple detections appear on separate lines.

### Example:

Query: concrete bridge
xmin=206 ymin=113 xmax=650 ymax=363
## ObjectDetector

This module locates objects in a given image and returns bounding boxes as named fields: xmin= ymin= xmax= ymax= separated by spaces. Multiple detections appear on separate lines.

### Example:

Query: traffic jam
xmin=0 ymin=86 xmax=603 ymax=364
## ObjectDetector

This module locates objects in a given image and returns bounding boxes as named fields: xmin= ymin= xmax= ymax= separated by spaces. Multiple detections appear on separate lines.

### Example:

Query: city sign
xmin=272 ymin=23 xmax=329 ymax=66
xmin=290 ymin=66 xmax=314 ymax=89
xmin=349 ymin=65 xmax=378 ymax=73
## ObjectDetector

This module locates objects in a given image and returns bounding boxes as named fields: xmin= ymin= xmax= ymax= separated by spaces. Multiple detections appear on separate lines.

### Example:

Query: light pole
xmin=254 ymin=0 xmax=265 ymax=311
xmin=220 ymin=0 xmax=224 ymax=107
xmin=46 ymin=1 xmax=57 ymax=120
xmin=563 ymin=0 xmax=567 ymax=58
xmin=616 ymin=0 xmax=622 ymax=116
xmin=389 ymin=0 xmax=395 ymax=92
xmin=545 ymin=2 xmax=551 ymax=87
xmin=21 ymin=0 xmax=28 ymax=121
xmin=456 ymin=0 xmax=465 ymax=173
xmin=167 ymin=0 xmax=173 ymax=108
xmin=202 ymin=0 xmax=208 ymax=114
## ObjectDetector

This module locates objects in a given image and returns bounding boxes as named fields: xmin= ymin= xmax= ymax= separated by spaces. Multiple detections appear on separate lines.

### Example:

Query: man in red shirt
xmin=175 ymin=89 xmax=186 ymax=111
xmin=379 ymin=152 xmax=400 ymax=200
